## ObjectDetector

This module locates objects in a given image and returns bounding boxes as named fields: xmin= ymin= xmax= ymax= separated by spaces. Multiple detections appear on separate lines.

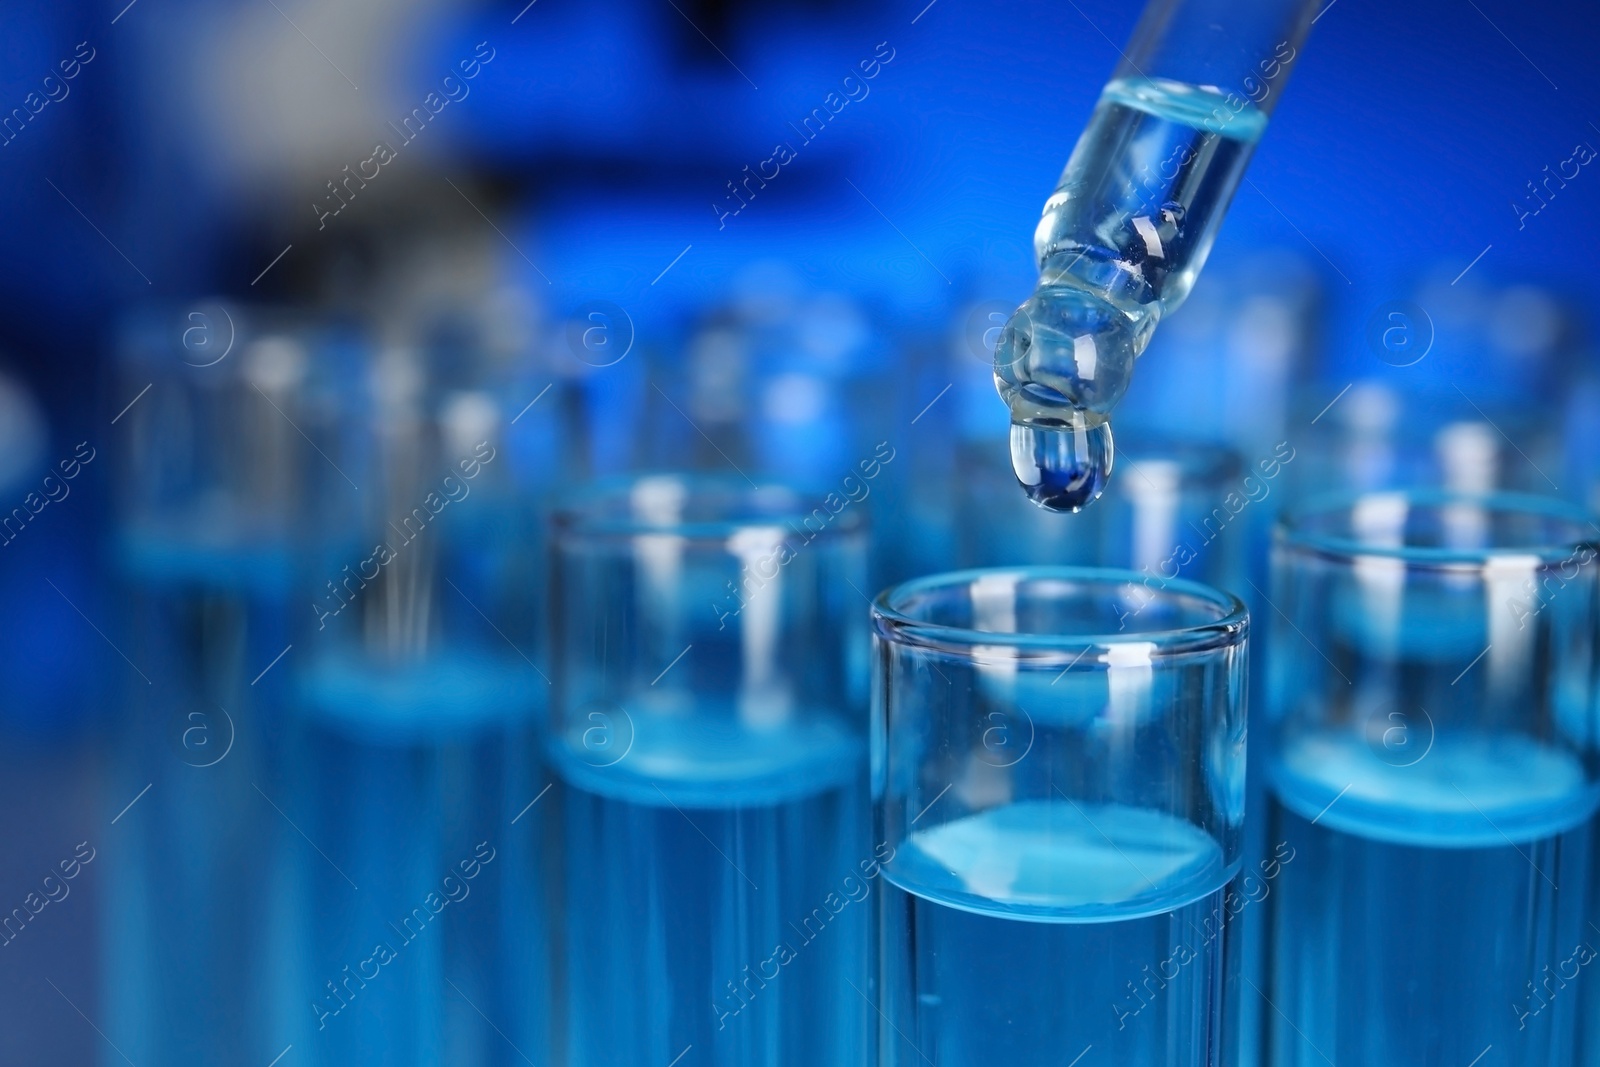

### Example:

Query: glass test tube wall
xmin=957 ymin=432 xmax=1247 ymax=593
xmin=548 ymin=476 xmax=871 ymax=1066
xmin=665 ymin=279 xmax=917 ymax=585
xmin=103 ymin=305 xmax=364 ymax=1066
xmin=283 ymin=327 xmax=551 ymax=1066
xmin=1291 ymin=279 xmax=1574 ymax=509
xmin=1292 ymin=381 xmax=1569 ymax=508
xmin=957 ymin=420 xmax=1272 ymax=1065
xmin=872 ymin=567 xmax=1248 ymax=1067
xmin=1260 ymin=492 xmax=1600 ymax=1067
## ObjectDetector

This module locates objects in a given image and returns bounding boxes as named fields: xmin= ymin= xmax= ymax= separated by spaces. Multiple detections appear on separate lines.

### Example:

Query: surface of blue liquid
xmin=996 ymin=77 xmax=1266 ymax=512
xmin=1264 ymin=732 xmax=1597 ymax=1067
xmin=881 ymin=800 xmax=1232 ymax=1067
xmin=118 ymin=517 xmax=297 ymax=593
xmin=554 ymin=705 xmax=869 ymax=1067
xmin=285 ymin=650 xmax=541 ymax=1067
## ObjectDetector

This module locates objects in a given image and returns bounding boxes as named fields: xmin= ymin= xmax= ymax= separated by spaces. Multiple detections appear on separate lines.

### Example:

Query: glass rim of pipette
xmin=1278 ymin=488 xmax=1599 ymax=566
xmin=552 ymin=472 xmax=867 ymax=541
xmin=871 ymin=565 xmax=1247 ymax=659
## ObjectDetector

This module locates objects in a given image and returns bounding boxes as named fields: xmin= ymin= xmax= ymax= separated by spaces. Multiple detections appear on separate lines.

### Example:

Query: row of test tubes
xmin=83 ymin=262 xmax=1600 ymax=1067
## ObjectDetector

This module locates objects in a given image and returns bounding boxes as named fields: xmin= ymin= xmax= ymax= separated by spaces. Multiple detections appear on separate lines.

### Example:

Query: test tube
xmin=1126 ymin=250 xmax=1319 ymax=460
xmin=956 ymin=432 xmax=1264 ymax=1061
xmin=549 ymin=475 xmax=871 ymax=1065
xmin=1260 ymin=491 xmax=1600 ymax=1066
xmin=284 ymin=343 xmax=549 ymax=1065
xmin=872 ymin=567 xmax=1247 ymax=1066
xmin=102 ymin=304 xmax=361 ymax=1067
xmin=957 ymin=433 xmax=1246 ymax=593
xmin=1292 ymin=381 xmax=1566 ymax=505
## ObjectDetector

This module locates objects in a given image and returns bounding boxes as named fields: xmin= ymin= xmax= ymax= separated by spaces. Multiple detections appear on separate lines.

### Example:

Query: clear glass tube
xmin=872 ymin=567 xmax=1248 ymax=1066
xmin=1260 ymin=491 xmax=1600 ymax=1067
xmin=1291 ymin=380 xmax=1570 ymax=505
xmin=548 ymin=475 xmax=871 ymax=1065
xmin=957 ymin=434 xmax=1247 ymax=593
xmin=102 ymin=304 xmax=362 ymax=1067
xmin=285 ymin=338 xmax=549 ymax=1067
xmin=994 ymin=0 xmax=1320 ymax=512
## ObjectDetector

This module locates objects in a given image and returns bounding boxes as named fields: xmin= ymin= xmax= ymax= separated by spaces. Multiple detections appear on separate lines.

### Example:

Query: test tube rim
xmin=551 ymin=471 xmax=867 ymax=543
xmin=1277 ymin=488 xmax=1600 ymax=568
xmin=870 ymin=565 xmax=1247 ymax=661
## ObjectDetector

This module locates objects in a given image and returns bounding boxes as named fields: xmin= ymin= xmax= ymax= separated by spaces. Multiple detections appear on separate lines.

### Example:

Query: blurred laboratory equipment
xmin=0 ymin=368 xmax=48 ymax=500
xmin=283 ymin=312 xmax=553 ymax=1066
xmin=957 ymin=431 xmax=1248 ymax=594
xmin=1126 ymin=249 xmax=1320 ymax=461
xmin=1295 ymin=278 xmax=1575 ymax=506
xmin=548 ymin=475 xmax=871 ymax=1066
xmin=1299 ymin=383 xmax=1562 ymax=501
xmin=0 ymin=366 xmax=92 ymax=735
xmin=1261 ymin=491 xmax=1599 ymax=1066
xmin=872 ymin=566 xmax=1248 ymax=1065
xmin=654 ymin=264 xmax=922 ymax=582
xmin=103 ymin=303 xmax=365 ymax=1066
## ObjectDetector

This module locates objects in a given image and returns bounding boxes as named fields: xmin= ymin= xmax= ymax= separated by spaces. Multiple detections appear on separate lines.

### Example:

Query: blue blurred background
xmin=2 ymin=0 xmax=1598 ymax=1060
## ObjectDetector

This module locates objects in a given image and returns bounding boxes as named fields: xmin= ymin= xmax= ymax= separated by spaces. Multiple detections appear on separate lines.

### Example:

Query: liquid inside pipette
xmin=995 ymin=76 xmax=1267 ymax=511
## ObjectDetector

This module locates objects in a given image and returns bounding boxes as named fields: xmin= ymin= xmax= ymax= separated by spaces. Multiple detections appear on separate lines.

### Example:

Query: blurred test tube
xmin=956 ymin=429 xmax=1248 ymax=596
xmin=283 ymin=303 xmax=554 ymax=1066
xmin=103 ymin=302 xmax=364 ymax=1067
xmin=547 ymin=475 xmax=872 ymax=1066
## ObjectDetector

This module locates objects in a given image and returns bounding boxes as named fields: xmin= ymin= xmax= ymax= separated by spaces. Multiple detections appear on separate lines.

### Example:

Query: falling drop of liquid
xmin=1009 ymin=419 xmax=1114 ymax=513
xmin=992 ymin=283 xmax=1143 ymax=512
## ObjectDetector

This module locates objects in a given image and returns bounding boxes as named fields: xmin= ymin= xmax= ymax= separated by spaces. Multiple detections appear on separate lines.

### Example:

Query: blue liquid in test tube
xmin=102 ymin=309 xmax=358 ymax=1066
xmin=549 ymin=476 xmax=872 ymax=1066
xmin=285 ymin=359 xmax=548 ymax=1066
xmin=289 ymin=652 xmax=536 ymax=1064
xmin=882 ymin=804 xmax=1230 ymax=1063
xmin=872 ymin=568 xmax=1248 ymax=1066
xmin=1261 ymin=492 xmax=1600 ymax=1067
